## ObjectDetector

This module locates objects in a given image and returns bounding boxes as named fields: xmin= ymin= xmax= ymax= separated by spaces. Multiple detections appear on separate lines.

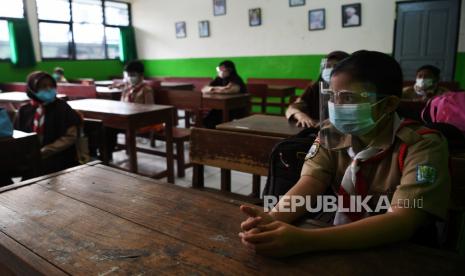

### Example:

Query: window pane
xmin=36 ymin=0 xmax=71 ymax=21
xmin=0 ymin=0 xmax=24 ymax=18
xmin=0 ymin=20 xmax=10 ymax=59
xmin=72 ymin=0 xmax=103 ymax=24
xmin=39 ymin=22 xmax=71 ymax=59
xmin=105 ymin=27 xmax=120 ymax=59
xmin=73 ymin=23 xmax=105 ymax=59
xmin=104 ymin=1 xmax=130 ymax=26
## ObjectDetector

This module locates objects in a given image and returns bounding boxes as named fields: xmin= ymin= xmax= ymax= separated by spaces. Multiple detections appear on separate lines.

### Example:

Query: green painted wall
xmin=0 ymin=60 xmax=124 ymax=83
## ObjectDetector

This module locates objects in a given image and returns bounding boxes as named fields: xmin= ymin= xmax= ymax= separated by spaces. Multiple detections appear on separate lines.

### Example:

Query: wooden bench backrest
xmin=154 ymin=89 xmax=202 ymax=110
xmin=0 ymin=132 xmax=41 ymax=178
xmin=248 ymin=78 xmax=312 ymax=90
xmin=57 ymin=84 xmax=97 ymax=100
xmin=0 ymin=82 xmax=27 ymax=92
xmin=190 ymin=127 xmax=282 ymax=176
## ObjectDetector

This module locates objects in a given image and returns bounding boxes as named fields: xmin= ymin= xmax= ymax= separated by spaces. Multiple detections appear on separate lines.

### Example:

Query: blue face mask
xmin=322 ymin=68 xmax=333 ymax=83
xmin=36 ymin=88 xmax=57 ymax=104
xmin=328 ymin=101 xmax=384 ymax=136
xmin=0 ymin=108 xmax=13 ymax=138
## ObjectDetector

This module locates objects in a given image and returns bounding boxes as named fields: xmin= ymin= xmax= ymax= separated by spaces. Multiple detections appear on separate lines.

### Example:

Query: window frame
xmin=0 ymin=0 xmax=27 ymax=62
xmin=36 ymin=0 xmax=132 ymax=61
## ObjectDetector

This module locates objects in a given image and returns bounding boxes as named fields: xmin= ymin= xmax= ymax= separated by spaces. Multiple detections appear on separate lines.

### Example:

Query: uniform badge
xmin=305 ymin=142 xmax=320 ymax=160
xmin=416 ymin=165 xmax=437 ymax=184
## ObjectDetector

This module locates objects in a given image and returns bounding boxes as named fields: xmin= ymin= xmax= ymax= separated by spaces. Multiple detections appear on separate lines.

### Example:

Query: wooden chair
xmin=151 ymin=89 xmax=203 ymax=177
xmin=0 ymin=131 xmax=41 ymax=184
xmin=0 ymin=82 xmax=27 ymax=92
xmin=247 ymin=83 xmax=268 ymax=114
xmin=190 ymin=127 xmax=282 ymax=198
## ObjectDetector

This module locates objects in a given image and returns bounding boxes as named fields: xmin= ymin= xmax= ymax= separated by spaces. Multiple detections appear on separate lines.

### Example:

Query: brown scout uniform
xmin=301 ymin=113 xmax=450 ymax=220
xmin=120 ymin=82 xmax=154 ymax=104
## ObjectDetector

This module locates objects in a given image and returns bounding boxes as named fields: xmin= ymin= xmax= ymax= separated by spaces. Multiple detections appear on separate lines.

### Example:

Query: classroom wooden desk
xmin=214 ymin=114 xmax=304 ymax=197
xmin=160 ymin=81 xmax=195 ymax=90
xmin=217 ymin=114 xmax=303 ymax=138
xmin=267 ymin=85 xmax=296 ymax=115
xmin=68 ymin=99 xmax=175 ymax=183
xmin=0 ymin=163 xmax=463 ymax=275
xmin=0 ymin=92 xmax=68 ymax=111
xmin=95 ymin=86 xmax=122 ymax=100
xmin=202 ymin=93 xmax=251 ymax=122
xmin=94 ymin=80 xmax=115 ymax=87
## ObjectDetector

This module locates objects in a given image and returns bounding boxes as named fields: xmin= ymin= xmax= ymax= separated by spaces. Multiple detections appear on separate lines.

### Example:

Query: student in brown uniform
xmin=15 ymin=71 xmax=82 ymax=175
xmin=239 ymin=51 xmax=450 ymax=257
xmin=402 ymin=65 xmax=447 ymax=101
xmin=286 ymin=51 xmax=349 ymax=128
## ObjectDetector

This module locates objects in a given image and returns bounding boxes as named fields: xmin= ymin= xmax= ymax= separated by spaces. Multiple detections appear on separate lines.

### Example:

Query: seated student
xmin=0 ymin=108 xmax=14 ymax=186
xmin=286 ymin=51 xmax=349 ymax=128
xmin=402 ymin=65 xmax=447 ymax=101
xmin=239 ymin=51 xmax=450 ymax=257
xmin=15 ymin=71 xmax=82 ymax=175
xmin=53 ymin=67 xmax=68 ymax=83
xmin=201 ymin=60 xmax=247 ymax=128
xmin=105 ymin=61 xmax=157 ymax=155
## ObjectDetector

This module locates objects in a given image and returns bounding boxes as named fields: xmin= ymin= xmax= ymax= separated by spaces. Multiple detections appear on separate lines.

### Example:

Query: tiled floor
xmin=110 ymin=114 xmax=268 ymax=196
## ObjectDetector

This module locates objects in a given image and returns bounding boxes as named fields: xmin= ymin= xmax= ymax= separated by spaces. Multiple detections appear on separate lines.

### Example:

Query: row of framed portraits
xmin=175 ymin=2 xmax=362 ymax=38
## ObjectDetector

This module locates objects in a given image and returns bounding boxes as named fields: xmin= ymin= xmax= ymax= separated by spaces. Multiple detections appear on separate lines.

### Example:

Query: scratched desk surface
xmin=0 ymin=163 xmax=464 ymax=275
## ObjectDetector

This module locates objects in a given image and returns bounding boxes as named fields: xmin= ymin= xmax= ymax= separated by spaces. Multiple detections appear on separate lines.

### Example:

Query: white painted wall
xmin=132 ymin=0 xmax=465 ymax=59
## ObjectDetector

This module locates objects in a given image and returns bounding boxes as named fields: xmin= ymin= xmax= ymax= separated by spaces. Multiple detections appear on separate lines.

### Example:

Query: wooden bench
xmin=162 ymin=77 xmax=212 ymax=91
xmin=0 ymin=82 xmax=27 ymax=92
xmin=190 ymin=127 xmax=282 ymax=197
xmin=150 ymin=89 xmax=203 ymax=177
xmin=56 ymin=84 xmax=97 ymax=100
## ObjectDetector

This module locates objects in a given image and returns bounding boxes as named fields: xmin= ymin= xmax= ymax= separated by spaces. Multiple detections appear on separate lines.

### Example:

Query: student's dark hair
xmin=331 ymin=50 xmax=403 ymax=98
xmin=326 ymin=51 xmax=350 ymax=63
xmin=416 ymin=64 xmax=441 ymax=81
xmin=124 ymin=60 xmax=145 ymax=74
xmin=219 ymin=60 xmax=238 ymax=76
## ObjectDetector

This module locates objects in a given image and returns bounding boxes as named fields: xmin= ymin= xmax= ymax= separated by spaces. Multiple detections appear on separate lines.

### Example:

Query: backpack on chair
xmin=263 ymin=127 xmax=318 ymax=198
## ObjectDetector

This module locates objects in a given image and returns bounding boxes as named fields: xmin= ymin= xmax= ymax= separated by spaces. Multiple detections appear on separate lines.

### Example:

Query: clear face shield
xmin=319 ymin=81 xmax=385 ymax=150
xmin=320 ymin=58 xmax=334 ymax=83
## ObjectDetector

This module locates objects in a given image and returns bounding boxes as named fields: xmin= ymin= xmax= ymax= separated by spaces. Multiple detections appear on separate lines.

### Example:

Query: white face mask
xmin=415 ymin=78 xmax=433 ymax=89
xmin=322 ymin=68 xmax=333 ymax=83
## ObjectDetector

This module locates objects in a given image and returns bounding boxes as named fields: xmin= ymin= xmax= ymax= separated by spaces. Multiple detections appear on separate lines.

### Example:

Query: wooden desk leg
xmin=261 ymin=97 xmax=266 ymax=114
xmin=192 ymin=164 xmax=204 ymax=188
xmin=165 ymin=116 xmax=175 ymax=184
xmin=221 ymin=169 xmax=231 ymax=192
xmin=101 ymin=126 xmax=109 ymax=165
xmin=126 ymin=128 xmax=138 ymax=173
xmin=252 ymin=174 xmax=261 ymax=198
xmin=281 ymin=97 xmax=285 ymax=115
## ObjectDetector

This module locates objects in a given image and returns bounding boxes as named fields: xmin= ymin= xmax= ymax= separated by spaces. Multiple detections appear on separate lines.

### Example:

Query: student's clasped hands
xmin=239 ymin=205 xmax=309 ymax=258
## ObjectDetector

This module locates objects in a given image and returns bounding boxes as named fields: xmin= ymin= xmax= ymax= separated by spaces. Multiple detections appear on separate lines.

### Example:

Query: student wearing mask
xmin=239 ymin=51 xmax=450 ymax=257
xmin=15 ymin=71 xmax=82 ymax=175
xmin=53 ymin=67 xmax=68 ymax=83
xmin=286 ymin=51 xmax=349 ymax=128
xmin=119 ymin=60 xmax=154 ymax=104
xmin=402 ymin=65 xmax=447 ymax=101
xmin=201 ymin=60 xmax=247 ymax=128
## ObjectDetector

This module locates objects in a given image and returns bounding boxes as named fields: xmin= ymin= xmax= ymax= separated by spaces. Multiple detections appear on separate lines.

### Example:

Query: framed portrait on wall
xmin=175 ymin=21 xmax=187 ymax=38
xmin=289 ymin=0 xmax=305 ymax=7
xmin=213 ymin=0 xmax=226 ymax=16
xmin=309 ymin=9 xmax=325 ymax=31
xmin=199 ymin=20 xmax=210 ymax=38
xmin=249 ymin=8 xmax=262 ymax=27
xmin=342 ymin=3 xmax=362 ymax=27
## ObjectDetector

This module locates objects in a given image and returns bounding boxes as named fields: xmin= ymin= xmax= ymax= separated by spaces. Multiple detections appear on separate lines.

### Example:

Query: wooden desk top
xmin=68 ymin=99 xmax=172 ymax=116
xmin=217 ymin=114 xmax=303 ymax=138
xmin=0 ymin=92 xmax=67 ymax=103
xmin=0 ymin=163 xmax=463 ymax=275
xmin=95 ymin=87 xmax=123 ymax=94
xmin=94 ymin=80 xmax=115 ymax=87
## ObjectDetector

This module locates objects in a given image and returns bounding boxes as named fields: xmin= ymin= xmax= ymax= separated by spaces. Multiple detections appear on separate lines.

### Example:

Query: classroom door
xmin=394 ymin=0 xmax=460 ymax=81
